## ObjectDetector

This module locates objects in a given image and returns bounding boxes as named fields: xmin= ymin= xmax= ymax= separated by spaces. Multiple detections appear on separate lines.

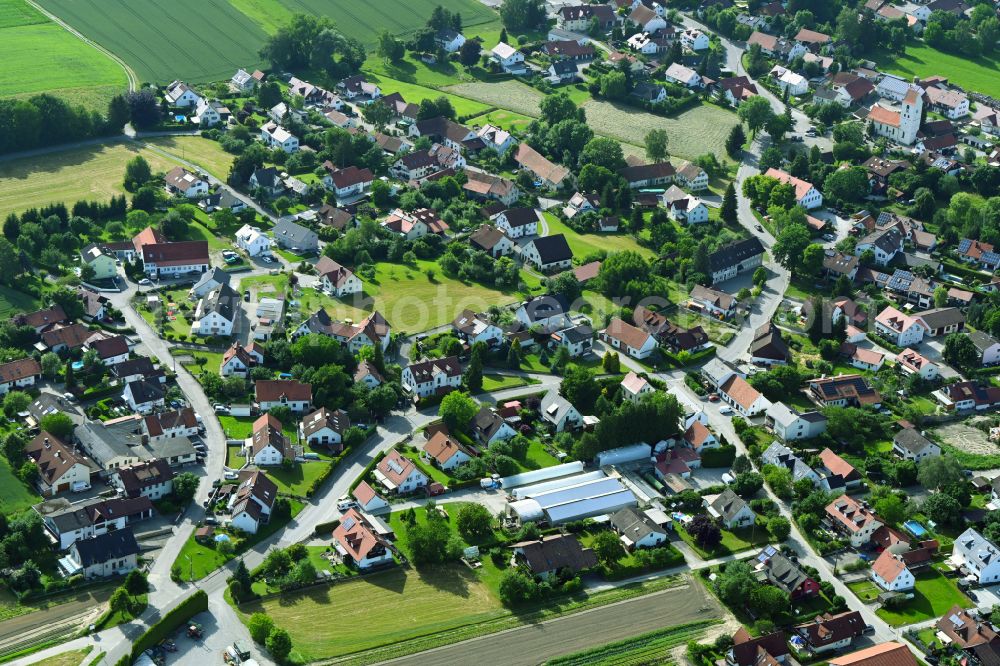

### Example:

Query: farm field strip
xmin=443 ymin=80 xmax=544 ymax=117
xmin=0 ymin=143 xmax=180 ymax=218
xmin=277 ymin=0 xmax=498 ymax=45
xmin=36 ymin=0 xmax=269 ymax=84
xmin=0 ymin=0 xmax=126 ymax=107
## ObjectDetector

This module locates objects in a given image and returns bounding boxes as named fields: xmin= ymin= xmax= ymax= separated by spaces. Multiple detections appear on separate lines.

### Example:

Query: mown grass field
xmin=581 ymin=99 xmax=738 ymax=162
xmin=37 ymin=0 xmax=269 ymax=84
xmin=444 ymin=80 xmax=545 ymax=117
xmin=0 ymin=143 xmax=179 ymax=218
xmin=0 ymin=0 xmax=126 ymax=110
xmin=364 ymin=73 xmax=490 ymax=118
xmin=878 ymin=42 xmax=1000 ymax=98
xmin=309 ymin=259 xmax=522 ymax=332
xmin=548 ymin=621 xmax=719 ymax=666
xmin=238 ymin=565 xmax=505 ymax=662
xmin=144 ymin=135 xmax=236 ymax=180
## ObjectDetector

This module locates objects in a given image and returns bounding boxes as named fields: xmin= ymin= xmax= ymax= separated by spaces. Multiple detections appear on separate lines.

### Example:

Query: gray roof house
xmin=609 ymin=507 xmax=669 ymax=550
xmin=701 ymin=357 xmax=743 ymax=389
xmin=764 ymin=401 xmax=827 ymax=441
xmin=970 ymin=330 xmax=1000 ymax=367
xmin=705 ymin=488 xmax=755 ymax=529
xmin=272 ymin=219 xmax=319 ymax=252
xmin=761 ymin=441 xmax=819 ymax=484
xmin=189 ymin=267 xmax=231 ymax=299
xmin=892 ymin=427 xmax=941 ymax=462
xmin=61 ymin=527 xmax=141 ymax=579
xmin=540 ymin=390 xmax=582 ymax=432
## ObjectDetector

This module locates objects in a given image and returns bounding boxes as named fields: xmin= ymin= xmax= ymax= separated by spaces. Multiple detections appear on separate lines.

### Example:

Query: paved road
xmin=379 ymin=580 xmax=720 ymax=666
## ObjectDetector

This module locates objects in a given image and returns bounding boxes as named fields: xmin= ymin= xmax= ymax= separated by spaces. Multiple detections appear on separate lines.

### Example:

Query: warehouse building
xmin=505 ymin=470 xmax=637 ymax=525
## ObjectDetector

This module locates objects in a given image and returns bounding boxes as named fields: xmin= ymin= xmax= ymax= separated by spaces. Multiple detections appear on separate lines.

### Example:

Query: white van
xmin=71 ymin=481 xmax=91 ymax=493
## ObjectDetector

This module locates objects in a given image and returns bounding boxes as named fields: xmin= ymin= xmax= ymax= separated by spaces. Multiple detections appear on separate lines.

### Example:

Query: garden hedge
xmin=128 ymin=589 xmax=208 ymax=663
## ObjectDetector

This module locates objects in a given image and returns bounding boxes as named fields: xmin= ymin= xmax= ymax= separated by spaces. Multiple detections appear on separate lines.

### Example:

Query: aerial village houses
xmin=247 ymin=414 xmax=293 ymax=466
xmin=0 ymin=357 xmax=41 ymax=395
xmin=255 ymin=379 xmax=313 ymax=413
xmin=333 ymin=509 xmax=394 ymax=570
xmin=402 ymin=357 xmax=462 ymax=398
xmin=375 ymin=449 xmax=429 ymax=494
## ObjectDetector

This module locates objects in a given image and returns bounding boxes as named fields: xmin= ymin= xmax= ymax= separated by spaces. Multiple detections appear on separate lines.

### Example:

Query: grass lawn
xmin=0 ymin=456 xmax=42 ymax=514
xmin=175 ymin=532 xmax=232 ymax=581
xmin=178 ymin=349 xmax=225 ymax=374
xmin=218 ymin=415 xmax=298 ymax=439
xmin=479 ymin=373 xmax=531 ymax=393
xmin=181 ymin=217 xmax=230 ymax=253
xmin=0 ymin=0 xmax=126 ymax=109
xmin=42 ymin=647 xmax=93 ymax=666
xmin=678 ymin=523 xmax=770 ymax=559
xmin=310 ymin=259 xmax=522 ymax=333
xmin=0 ymin=285 xmax=40 ymax=319
xmin=521 ymin=439 xmax=562 ymax=471
xmin=401 ymin=450 xmax=452 ymax=486
xmin=265 ymin=460 xmax=332 ymax=496
xmin=144 ymin=135 xmax=236 ymax=180
xmin=465 ymin=108 xmax=537 ymax=133
xmin=542 ymin=213 xmax=656 ymax=260
xmin=0 ymin=143 xmax=180 ymax=219
xmin=875 ymin=569 xmax=972 ymax=626
xmin=877 ymin=42 xmax=1000 ymax=99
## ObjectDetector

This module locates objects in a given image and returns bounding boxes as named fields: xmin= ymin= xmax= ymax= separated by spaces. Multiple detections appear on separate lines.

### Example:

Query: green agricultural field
xmin=38 ymin=0 xmax=497 ymax=84
xmin=878 ymin=42 xmax=1000 ymax=99
xmin=277 ymin=0 xmax=498 ymax=46
xmin=0 ymin=143 xmax=180 ymax=219
xmin=36 ymin=0 xmax=269 ymax=84
xmin=581 ymin=99 xmax=738 ymax=162
xmin=227 ymin=0 xmax=294 ymax=34
xmin=0 ymin=0 xmax=127 ymax=110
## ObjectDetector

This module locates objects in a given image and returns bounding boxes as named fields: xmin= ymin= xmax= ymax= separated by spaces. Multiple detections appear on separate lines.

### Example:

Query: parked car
xmin=214 ymin=404 xmax=230 ymax=414
xmin=138 ymin=278 xmax=152 ymax=286
xmin=336 ymin=497 xmax=357 ymax=512
xmin=708 ymin=393 xmax=720 ymax=402
xmin=754 ymin=224 xmax=763 ymax=232
xmin=243 ymin=289 xmax=251 ymax=302
xmin=719 ymin=405 xmax=734 ymax=415
xmin=822 ymin=233 xmax=835 ymax=241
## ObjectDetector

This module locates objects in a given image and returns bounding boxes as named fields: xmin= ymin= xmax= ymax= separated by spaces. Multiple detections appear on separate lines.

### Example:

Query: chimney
xmin=43 ymin=438 xmax=50 ymax=449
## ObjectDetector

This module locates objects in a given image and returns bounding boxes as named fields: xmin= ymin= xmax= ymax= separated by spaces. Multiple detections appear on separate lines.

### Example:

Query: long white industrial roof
xmin=511 ymin=470 xmax=606 ymax=500
xmin=545 ymin=491 xmax=637 ymax=524
xmin=500 ymin=461 xmax=584 ymax=489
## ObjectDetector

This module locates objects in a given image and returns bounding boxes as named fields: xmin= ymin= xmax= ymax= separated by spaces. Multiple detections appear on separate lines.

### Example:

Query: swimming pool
xmin=903 ymin=519 xmax=928 ymax=537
